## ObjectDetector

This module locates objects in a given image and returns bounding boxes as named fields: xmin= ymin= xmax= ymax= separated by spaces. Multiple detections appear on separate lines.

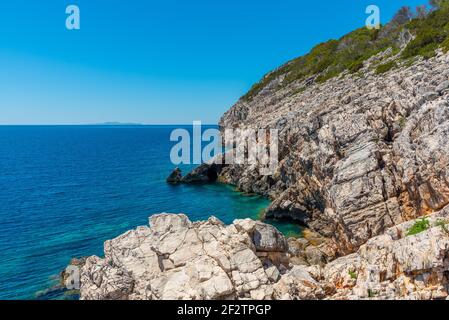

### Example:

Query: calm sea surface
xmin=0 ymin=125 xmax=301 ymax=299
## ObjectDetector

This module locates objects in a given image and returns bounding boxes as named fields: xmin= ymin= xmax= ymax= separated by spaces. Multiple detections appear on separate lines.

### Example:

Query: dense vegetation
xmin=406 ymin=218 xmax=430 ymax=236
xmin=376 ymin=60 xmax=398 ymax=74
xmin=242 ymin=1 xmax=449 ymax=101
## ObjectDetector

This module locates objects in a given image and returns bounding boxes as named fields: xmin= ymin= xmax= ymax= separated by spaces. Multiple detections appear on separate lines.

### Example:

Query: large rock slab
xmin=78 ymin=214 xmax=289 ymax=300
xmin=234 ymin=219 xmax=288 ymax=252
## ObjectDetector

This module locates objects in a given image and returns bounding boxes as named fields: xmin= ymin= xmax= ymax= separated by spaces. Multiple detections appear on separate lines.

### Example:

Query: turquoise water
xmin=0 ymin=125 xmax=301 ymax=300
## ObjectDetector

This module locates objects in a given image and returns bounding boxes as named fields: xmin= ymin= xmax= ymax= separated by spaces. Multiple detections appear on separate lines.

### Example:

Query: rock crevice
xmin=76 ymin=207 xmax=449 ymax=300
xmin=183 ymin=50 xmax=449 ymax=255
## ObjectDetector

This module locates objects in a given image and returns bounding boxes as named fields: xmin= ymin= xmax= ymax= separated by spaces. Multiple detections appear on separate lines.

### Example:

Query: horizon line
xmin=0 ymin=123 xmax=219 ymax=126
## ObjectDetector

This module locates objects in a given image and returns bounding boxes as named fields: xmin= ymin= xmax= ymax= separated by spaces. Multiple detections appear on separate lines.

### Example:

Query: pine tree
xmin=416 ymin=5 xmax=428 ymax=18
xmin=391 ymin=6 xmax=413 ymax=25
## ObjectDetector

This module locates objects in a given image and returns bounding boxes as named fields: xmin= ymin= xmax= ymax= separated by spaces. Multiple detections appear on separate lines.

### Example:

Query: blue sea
xmin=0 ymin=125 xmax=301 ymax=300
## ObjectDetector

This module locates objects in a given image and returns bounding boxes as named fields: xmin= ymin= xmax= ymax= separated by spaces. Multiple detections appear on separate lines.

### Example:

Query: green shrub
xmin=348 ymin=270 xmax=358 ymax=280
xmin=376 ymin=61 xmax=397 ymax=74
xmin=402 ymin=29 xmax=446 ymax=59
xmin=316 ymin=69 xmax=341 ymax=84
xmin=443 ymin=37 xmax=449 ymax=52
xmin=242 ymin=3 xmax=449 ymax=102
xmin=290 ymin=86 xmax=306 ymax=96
xmin=348 ymin=60 xmax=365 ymax=73
xmin=242 ymin=27 xmax=396 ymax=100
xmin=401 ymin=4 xmax=449 ymax=59
xmin=406 ymin=218 xmax=430 ymax=236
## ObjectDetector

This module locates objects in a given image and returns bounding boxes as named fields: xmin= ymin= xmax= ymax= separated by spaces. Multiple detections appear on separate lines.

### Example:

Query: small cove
xmin=0 ymin=125 xmax=302 ymax=299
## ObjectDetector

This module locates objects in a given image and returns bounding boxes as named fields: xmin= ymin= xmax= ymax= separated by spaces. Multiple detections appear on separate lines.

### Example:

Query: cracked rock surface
xmin=80 ymin=214 xmax=289 ymax=300
xmin=80 ymin=50 xmax=449 ymax=300
xmin=79 ymin=207 xmax=449 ymax=300
xmin=216 ymin=50 xmax=449 ymax=254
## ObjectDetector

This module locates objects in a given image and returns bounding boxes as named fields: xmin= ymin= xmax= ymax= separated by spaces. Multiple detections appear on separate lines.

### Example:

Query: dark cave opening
xmin=206 ymin=166 xmax=219 ymax=182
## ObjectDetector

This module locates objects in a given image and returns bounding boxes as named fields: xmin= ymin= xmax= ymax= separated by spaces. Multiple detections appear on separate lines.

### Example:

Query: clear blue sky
xmin=0 ymin=0 xmax=425 ymax=124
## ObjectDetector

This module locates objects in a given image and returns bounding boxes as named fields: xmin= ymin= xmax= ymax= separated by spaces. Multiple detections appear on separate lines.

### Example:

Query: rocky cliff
xmin=171 ymin=48 xmax=449 ymax=258
xmin=207 ymin=4 xmax=449 ymax=256
xmin=73 ymin=5 xmax=449 ymax=299
xmin=74 ymin=47 xmax=449 ymax=298
xmin=169 ymin=5 xmax=449 ymax=257
xmin=217 ymin=49 xmax=449 ymax=255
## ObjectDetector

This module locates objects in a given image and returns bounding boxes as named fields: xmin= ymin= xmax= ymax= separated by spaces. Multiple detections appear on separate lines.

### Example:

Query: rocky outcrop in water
xmin=79 ymin=214 xmax=290 ymax=300
xmin=76 ymin=208 xmax=449 ymax=300
xmin=167 ymin=162 xmax=225 ymax=184
xmin=166 ymin=167 xmax=182 ymax=184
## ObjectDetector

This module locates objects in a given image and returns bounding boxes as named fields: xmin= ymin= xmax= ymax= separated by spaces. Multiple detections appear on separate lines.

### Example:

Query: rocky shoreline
xmin=69 ymin=208 xmax=449 ymax=300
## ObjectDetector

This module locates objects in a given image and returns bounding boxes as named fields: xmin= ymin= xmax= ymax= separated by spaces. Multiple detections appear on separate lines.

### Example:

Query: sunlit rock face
xmin=78 ymin=207 xmax=449 ymax=300
xmin=217 ymin=50 xmax=449 ymax=254
xmin=79 ymin=214 xmax=291 ymax=300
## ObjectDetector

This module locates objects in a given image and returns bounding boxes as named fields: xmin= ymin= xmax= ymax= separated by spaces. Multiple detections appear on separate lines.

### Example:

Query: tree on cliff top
xmin=416 ymin=5 xmax=428 ymax=18
xmin=391 ymin=6 xmax=413 ymax=26
xmin=242 ymin=2 xmax=449 ymax=102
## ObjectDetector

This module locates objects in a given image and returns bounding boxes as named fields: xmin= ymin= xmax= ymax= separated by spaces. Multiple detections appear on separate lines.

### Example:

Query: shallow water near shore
xmin=0 ymin=125 xmax=301 ymax=300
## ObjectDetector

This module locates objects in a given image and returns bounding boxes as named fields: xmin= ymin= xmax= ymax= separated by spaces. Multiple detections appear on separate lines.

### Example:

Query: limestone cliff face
xmin=216 ymin=49 xmax=449 ymax=254
xmin=76 ymin=22 xmax=449 ymax=300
